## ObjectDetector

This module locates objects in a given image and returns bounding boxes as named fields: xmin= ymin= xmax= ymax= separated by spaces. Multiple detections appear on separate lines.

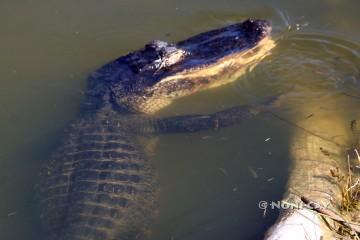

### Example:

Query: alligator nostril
xmin=241 ymin=19 xmax=271 ymax=41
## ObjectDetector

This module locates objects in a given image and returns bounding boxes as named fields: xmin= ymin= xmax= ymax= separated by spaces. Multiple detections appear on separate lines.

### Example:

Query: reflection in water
xmin=0 ymin=0 xmax=359 ymax=239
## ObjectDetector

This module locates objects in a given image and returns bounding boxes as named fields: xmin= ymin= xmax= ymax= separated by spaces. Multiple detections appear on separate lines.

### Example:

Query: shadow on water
xmin=0 ymin=0 xmax=359 ymax=239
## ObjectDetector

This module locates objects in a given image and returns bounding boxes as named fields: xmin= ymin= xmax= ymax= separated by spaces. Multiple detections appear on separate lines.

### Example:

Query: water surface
xmin=0 ymin=0 xmax=359 ymax=239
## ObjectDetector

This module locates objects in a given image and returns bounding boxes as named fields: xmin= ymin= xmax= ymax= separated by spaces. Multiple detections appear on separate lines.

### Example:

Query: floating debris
xmin=7 ymin=212 xmax=17 ymax=217
xmin=248 ymin=167 xmax=258 ymax=178
xmin=320 ymin=147 xmax=331 ymax=156
xmin=232 ymin=187 xmax=238 ymax=192
xmin=267 ymin=177 xmax=274 ymax=182
xmin=264 ymin=137 xmax=271 ymax=142
xmin=350 ymin=120 xmax=357 ymax=131
xmin=218 ymin=168 xmax=228 ymax=176
xmin=305 ymin=114 xmax=314 ymax=120
xmin=354 ymin=149 xmax=360 ymax=165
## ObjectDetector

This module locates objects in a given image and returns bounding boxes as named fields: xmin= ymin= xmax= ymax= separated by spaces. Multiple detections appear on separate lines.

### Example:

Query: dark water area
xmin=0 ymin=0 xmax=359 ymax=239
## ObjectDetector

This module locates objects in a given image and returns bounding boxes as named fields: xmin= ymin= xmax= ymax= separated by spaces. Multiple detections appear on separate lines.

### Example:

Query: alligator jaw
xmin=131 ymin=37 xmax=276 ymax=114
xmin=85 ymin=19 xmax=276 ymax=115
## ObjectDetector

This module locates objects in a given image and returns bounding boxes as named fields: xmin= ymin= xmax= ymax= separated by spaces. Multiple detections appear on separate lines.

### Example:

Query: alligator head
xmin=86 ymin=19 xmax=275 ymax=114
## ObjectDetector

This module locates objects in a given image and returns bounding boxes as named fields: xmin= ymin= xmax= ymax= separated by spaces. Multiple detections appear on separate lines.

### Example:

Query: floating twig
xmin=301 ymin=196 xmax=360 ymax=234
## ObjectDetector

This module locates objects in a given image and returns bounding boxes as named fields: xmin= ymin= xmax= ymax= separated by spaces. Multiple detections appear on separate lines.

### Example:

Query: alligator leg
xmin=153 ymin=96 xmax=279 ymax=134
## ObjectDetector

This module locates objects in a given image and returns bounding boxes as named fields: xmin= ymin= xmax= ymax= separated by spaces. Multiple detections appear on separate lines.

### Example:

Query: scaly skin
xmin=40 ymin=109 xmax=158 ymax=240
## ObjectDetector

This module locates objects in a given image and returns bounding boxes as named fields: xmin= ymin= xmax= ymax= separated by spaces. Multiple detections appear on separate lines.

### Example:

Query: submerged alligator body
xmin=39 ymin=19 xmax=275 ymax=240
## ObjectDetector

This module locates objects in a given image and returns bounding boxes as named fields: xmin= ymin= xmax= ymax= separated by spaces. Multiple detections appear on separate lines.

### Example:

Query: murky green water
xmin=0 ymin=0 xmax=359 ymax=239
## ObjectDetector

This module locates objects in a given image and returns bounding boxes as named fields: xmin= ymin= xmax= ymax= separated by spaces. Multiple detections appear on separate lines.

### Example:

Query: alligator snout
xmin=242 ymin=18 xmax=272 ymax=42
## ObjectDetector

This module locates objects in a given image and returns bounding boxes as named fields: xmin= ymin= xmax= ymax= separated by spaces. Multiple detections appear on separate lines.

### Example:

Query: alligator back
xmin=39 ymin=110 xmax=158 ymax=240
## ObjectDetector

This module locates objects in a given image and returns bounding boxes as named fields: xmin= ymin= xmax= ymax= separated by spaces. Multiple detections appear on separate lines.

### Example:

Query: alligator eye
xmin=163 ymin=49 xmax=187 ymax=66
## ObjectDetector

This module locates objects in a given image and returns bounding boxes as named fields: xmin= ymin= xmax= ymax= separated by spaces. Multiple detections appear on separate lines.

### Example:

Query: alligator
xmin=39 ymin=19 xmax=276 ymax=240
